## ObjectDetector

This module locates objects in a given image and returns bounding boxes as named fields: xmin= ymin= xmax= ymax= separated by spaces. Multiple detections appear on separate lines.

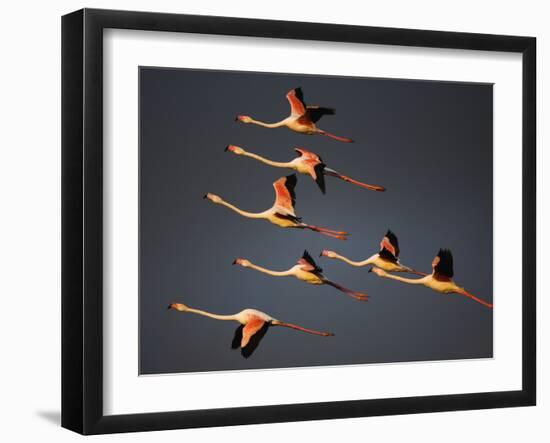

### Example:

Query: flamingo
xmin=236 ymin=87 xmax=354 ymax=143
xmin=225 ymin=145 xmax=385 ymax=194
xmin=321 ymin=230 xmax=425 ymax=275
xmin=369 ymin=249 xmax=493 ymax=309
xmin=167 ymin=302 xmax=334 ymax=358
xmin=204 ymin=174 xmax=349 ymax=240
xmin=233 ymin=250 xmax=369 ymax=302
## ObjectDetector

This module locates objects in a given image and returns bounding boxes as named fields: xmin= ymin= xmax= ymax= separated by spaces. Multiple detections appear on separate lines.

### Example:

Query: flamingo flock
xmin=167 ymin=87 xmax=492 ymax=359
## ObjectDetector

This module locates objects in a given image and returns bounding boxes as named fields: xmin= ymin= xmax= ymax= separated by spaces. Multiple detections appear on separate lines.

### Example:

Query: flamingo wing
xmin=294 ymin=147 xmax=323 ymax=163
xmin=433 ymin=248 xmax=454 ymax=279
xmin=379 ymin=230 xmax=400 ymax=262
xmin=241 ymin=318 xmax=267 ymax=348
xmin=231 ymin=325 xmax=244 ymax=349
xmin=286 ymin=88 xmax=307 ymax=116
xmin=293 ymin=148 xmax=326 ymax=192
xmin=272 ymin=174 xmax=297 ymax=215
xmin=305 ymin=106 xmax=335 ymax=123
xmin=297 ymin=249 xmax=323 ymax=274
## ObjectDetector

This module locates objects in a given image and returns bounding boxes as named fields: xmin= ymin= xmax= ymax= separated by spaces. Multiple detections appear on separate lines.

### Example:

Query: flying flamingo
xmin=369 ymin=249 xmax=493 ymax=309
xmin=167 ymin=302 xmax=334 ymax=358
xmin=233 ymin=250 xmax=369 ymax=302
xmin=225 ymin=145 xmax=385 ymax=194
xmin=321 ymin=230 xmax=425 ymax=275
xmin=204 ymin=174 xmax=349 ymax=240
xmin=236 ymin=87 xmax=354 ymax=143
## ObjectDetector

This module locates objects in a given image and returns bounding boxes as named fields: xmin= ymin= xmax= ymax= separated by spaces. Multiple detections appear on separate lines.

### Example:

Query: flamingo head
xmin=232 ymin=258 xmax=251 ymax=268
xmin=203 ymin=193 xmax=222 ymax=204
xmin=369 ymin=267 xmax=387 ymax=277
xmin=225 ymin=144 xmax=245 ymax=155
xmin=167 ymin=302 xmax=190 ymax=312
xmin=235 ymin=115 xmax=252 ymax=124
xmin=320 ymin=250 xmax=337 ymax=258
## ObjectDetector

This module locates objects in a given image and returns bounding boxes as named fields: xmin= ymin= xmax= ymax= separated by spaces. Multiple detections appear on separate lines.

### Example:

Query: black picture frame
xmin=62 ymin=8 xmax=536 ymax=435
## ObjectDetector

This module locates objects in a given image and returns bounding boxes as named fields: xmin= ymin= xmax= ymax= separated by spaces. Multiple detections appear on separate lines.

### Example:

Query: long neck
xmin=248 ymin=262 xmax=294 ymax=277
xmin=334 ymin=253 xmax=374 ymax=267
xmin=381 ymin=273 xmax=426 ymax=285
xmin=250 ymin=118 xmax=287 ymax=129
xmin=242 ymin=150 xmax=293 ymax=169
xmin=185 ymin=308 xmax=237 ymax=321
xmin=219 ymin=200 xmax=266 ymax=219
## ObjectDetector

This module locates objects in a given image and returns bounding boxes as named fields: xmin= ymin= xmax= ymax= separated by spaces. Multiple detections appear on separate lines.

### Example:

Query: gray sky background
xmin=139 ymin=67 xmax=493 ymax=375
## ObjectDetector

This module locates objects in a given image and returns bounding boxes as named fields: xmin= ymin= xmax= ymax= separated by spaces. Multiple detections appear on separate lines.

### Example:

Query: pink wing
xmin=297 ymin=258 xmax=316 ymax=271
xmin=272 ymin=175 xmax=296 ymax=212
xmin=294 ymin=148 xmax=322 ymax=180
xmin=294 ymin=147 xmax=321 ymax=163
xmin=380 ymin=236 xmax=397 ymax=257
xmin=286 ymin=89 xmax=306 ymax=116
xmin=241 ymin=318 xmax=267 ymax=348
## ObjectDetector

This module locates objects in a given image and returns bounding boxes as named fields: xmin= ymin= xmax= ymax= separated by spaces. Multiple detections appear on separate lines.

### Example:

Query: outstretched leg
xmin=317 ymin=129 xmax=354 ymax=143
xmin=324 ymin=280 xmax=369 ymax=301
xmin=300 ymin=223 xmax=349 ymax=240
xmin=324 ymin=169 xmax=385 ymax=192
xmin=455 ymin=289 xmax=493 ymax=309
xmin=409 ymin=270 xmax=428 ymax=276
xmin=271 ymin=320 xmax=334 ymax=337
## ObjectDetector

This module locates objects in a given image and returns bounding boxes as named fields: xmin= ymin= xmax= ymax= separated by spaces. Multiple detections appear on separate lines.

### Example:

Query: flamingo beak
xmin=368 ymin=268 xmax=373 ymax=273
xmin=225 ymin=144 xmax=236 ymax=153
xmin=320 ymin=250 xmax=330 ymax=257
xmin=202 ymin=194 xmax=207 ymax=199
xmin=167 ymin=303 xmax=174 ymax=310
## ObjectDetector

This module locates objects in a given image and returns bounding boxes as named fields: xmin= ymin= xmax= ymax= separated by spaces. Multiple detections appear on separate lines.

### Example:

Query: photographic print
xmin=139 ymin=67 xmax=493 ymax=375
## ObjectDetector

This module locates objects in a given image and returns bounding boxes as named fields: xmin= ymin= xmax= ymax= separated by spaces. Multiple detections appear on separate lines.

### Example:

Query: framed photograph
xmin=62 ymin=8 xmax=536 ymax=434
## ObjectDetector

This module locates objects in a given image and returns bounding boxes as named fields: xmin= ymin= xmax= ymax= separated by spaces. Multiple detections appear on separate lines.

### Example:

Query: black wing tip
xmin=286 ymin=173 xmax=297 ymax=183
xmin=285 ymin=173 xmax=298 ymax=191
xmin=314 ymin=163 xmax=327 ymax=194
xmin=293 ymin=87 xmax=305 ymax=103
xmin=302 ymin=249 xmax=322 ymax=273
xmin=283 ymin=174 xmax=298 ymax=208
xmin=437 ymin=248 xmax=453 ymax=259
xmin=385 ymin=230 xmax=399 ymax=247
xmin=435 ymin=248 xmax=454 ymax=278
